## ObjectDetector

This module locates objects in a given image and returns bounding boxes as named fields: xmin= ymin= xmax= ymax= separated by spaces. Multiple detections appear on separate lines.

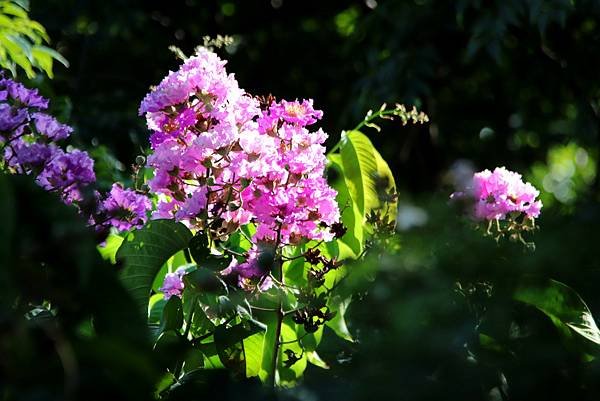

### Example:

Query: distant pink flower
xmin=463 ymin=167 xmax=543 ymax=221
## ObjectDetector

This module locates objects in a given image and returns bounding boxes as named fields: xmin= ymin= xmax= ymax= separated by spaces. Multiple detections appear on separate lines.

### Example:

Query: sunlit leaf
xmin=514 ymin=278 xmax=600 ymax=345
xmin=243 ymin=332 xmax=264 ymax=378
xmin=117 ymin=219 xmax=193 ymax=314
xmin=97 ymin=233 xmax=123 ymax=264
xmin=326 ymin=295 xmax=353 ymax=342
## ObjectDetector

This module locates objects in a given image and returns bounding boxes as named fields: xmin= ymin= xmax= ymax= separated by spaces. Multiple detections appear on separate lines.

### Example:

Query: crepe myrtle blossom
xmin=98 ymin=184 xmax=152 ymax=231
xmin=160 ymin=267 xmax=187 ymax=300
xmin=139 ymin=48 xmax=340 ymax=245
xmin=452 ymin=167 xmax=542 ymax=221
xmin=35 ymin=149 xmax=96 ymax=204
xmin=138 ymin=47 xmax=341 ymax=291
xmin=0 ymin=75 xmax=96 ymax=205
xmin=0 ymin=76 xmax=48 ymax=109
xmin=222 ymin=246 xmax=274 ymax=292
xmin=0 ymin=75 xmax=152 ymax=235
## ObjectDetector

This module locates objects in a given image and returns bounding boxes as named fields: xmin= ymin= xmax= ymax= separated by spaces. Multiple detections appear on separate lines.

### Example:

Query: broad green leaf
xmin=117 ymin=219 xmax=193 ymax=314
xmin=259 ymin=313 xmax=278 ymax=384
xmin=373 ymin=147 xmax=398 ymax=222
xmin=339 ymin=130 xmax=380 ymax=216
xmin=327 ymin=153 xmax=363 ymax=259
xmin=326 ymin=295 xmax=354 ymax=342
xmin=214 ymin=320 xmax=264 ymax=376
xmin=32 ymin=45 xmax=68 ymax=67
xmin=148 ymin=293 xmax=166 ymax=324
xmin=514 ymin=278 xmax=600 ymax=345
xmin=153 ymin=330 xmax=190 ymax=371
xmin=283 ymin=246 xmax=308 ymax=288
xmin=160 ymin=296 xmax=184 ymax=333
xmin=277 ymin=321 xmax=307 ymax=387
xmin=196 ymin=341 xmax=225 ymax=369
xmin=184 ymin=268 xmax=227 ymax=294
xmin=154 ymin=372 xmax=176 ymax=398
xmin=97 ymin=233 xmax=123 ymax=264
xmin=298 ymin=324 xmax=323 ymax=352
xmin=340 ymin=130 xmax=398 ymax=222
xmin=243 ymin=332 xmax=264 ymax=377
xmin=152 ymin=263 xmax=169 ymax=292
xmin=30 ymin=46 xmax=52 ymax=77
xmin=306 ymin=350 xmax=329 ymax=369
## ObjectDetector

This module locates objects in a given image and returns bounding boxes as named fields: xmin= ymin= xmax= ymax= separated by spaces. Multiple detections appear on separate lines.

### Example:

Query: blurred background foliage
xmin=3 ymin=0 xmax=600 ymax=399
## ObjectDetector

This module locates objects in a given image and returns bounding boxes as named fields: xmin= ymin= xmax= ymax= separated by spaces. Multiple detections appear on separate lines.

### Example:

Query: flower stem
xmin=269 ymin=231 xmax=285 ymax=388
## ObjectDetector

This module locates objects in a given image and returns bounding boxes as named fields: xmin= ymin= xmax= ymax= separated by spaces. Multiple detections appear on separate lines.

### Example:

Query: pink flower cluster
xmin=471 ymin=167 xmax=542 ymax=221
xmin=139 ymin=48 xmax=340 ymax=249
xmin=97 ymin=184 xmax=152 ymax=231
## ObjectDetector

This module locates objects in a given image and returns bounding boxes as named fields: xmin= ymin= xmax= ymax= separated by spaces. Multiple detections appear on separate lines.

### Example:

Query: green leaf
xmin=153 ymin=330 xmax=190 ymax=371
xmin=283 ymin=246 xmax=308 ymax=288
xmin=277 ymin=321 xmax=307 ymax=387
xmin=160 ymin=296 xmax=184 ymax=333
xmin=189 ymin=232 xmax=210 ymax=263
xmin=154 ymin=372 xmax=176 ymax=398
xmin=514 ymin=278 xmax=600 ymax=345
xmin=259 ymin=313 xmax=278 ymax=384
xmin=243 ymin=332 xmax=264 ymax=378
xmin=214 ymin=320 xmax=264 ymax=376
xmin=32 ymin=45 xmax=68 ymax=67
xmin=373 ymin=147 xmax=398 ymax=222
xmin=183 ymin=268 xmax=227 ymax=294
xmin=97 ymin=233 xmax=123 ymax=264
xmin=189 ymin=232 xmax=232 ymax=271
xmin=339 ymin=130 xmax=398 ymax=222
xmin=148 ymin=293 xmax=166 ymax=324
xmin=326 ymin=295 xmax=354 ymax=342
xmin=298 ymin=324 xmax=323 ymax=352
xmin=339 ymin=130 xmax=380 ymax=216
xmin=327 ymin=154 xmax=363 ymax=259
xmin=306 ymin=350 xmax=329 ymax=369
xmin=117 ymin=219 xmax=193 ymax=314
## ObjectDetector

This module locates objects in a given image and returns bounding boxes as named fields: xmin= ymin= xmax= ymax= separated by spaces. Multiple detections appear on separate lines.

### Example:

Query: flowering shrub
xmin=5 ymin=41 xmax=600 ymax=400
xmin=95 ymin=46 xmax=433 ymax=389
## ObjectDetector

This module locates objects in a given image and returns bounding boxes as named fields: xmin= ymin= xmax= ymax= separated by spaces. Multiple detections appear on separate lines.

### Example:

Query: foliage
xmin=0 ymin=0 xmax=67 ymax=78
xmin=4 ymin=1 xmax=600 ymax=400
xmin=0 ymin=174 xmax=159 ymax=400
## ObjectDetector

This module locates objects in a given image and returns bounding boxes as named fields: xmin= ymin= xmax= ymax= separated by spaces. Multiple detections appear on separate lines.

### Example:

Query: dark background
xmin=4 ymin=1 xmax=600 ymax=400
xmin=32 ymin=0 xmax=600 ymax=194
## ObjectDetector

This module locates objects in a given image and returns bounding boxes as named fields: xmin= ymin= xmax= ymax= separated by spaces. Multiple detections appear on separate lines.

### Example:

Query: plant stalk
xmin=268 ymin=234 xmax=285 ymax=388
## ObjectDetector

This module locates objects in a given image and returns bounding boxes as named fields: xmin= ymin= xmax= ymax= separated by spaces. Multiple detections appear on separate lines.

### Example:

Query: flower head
xmin=461 ymin=167 xmax=543 ymax=221
xmin=101 ymin=184 xmax=152 ymax=231
xmin=160 ymin=267 xmax=187 ymax=300
xmin=139 ymin=48 xmax=340 ymax=291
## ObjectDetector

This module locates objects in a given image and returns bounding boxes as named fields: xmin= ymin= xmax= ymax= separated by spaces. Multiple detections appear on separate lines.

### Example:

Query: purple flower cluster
xmin=0 ymin=75 xmax=151 ymax=233
xmin=453 ymin=167 xmax=543 ymax=221
xmin=160 ymin=267 xmax=186 ymax=300
xmin=97 ymin=184 xmax=153 ymax=231
xmin=140 ymin=48 xmax=340 ymax=291
xmin=0 ymin=76 xmax=95 ymax=204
